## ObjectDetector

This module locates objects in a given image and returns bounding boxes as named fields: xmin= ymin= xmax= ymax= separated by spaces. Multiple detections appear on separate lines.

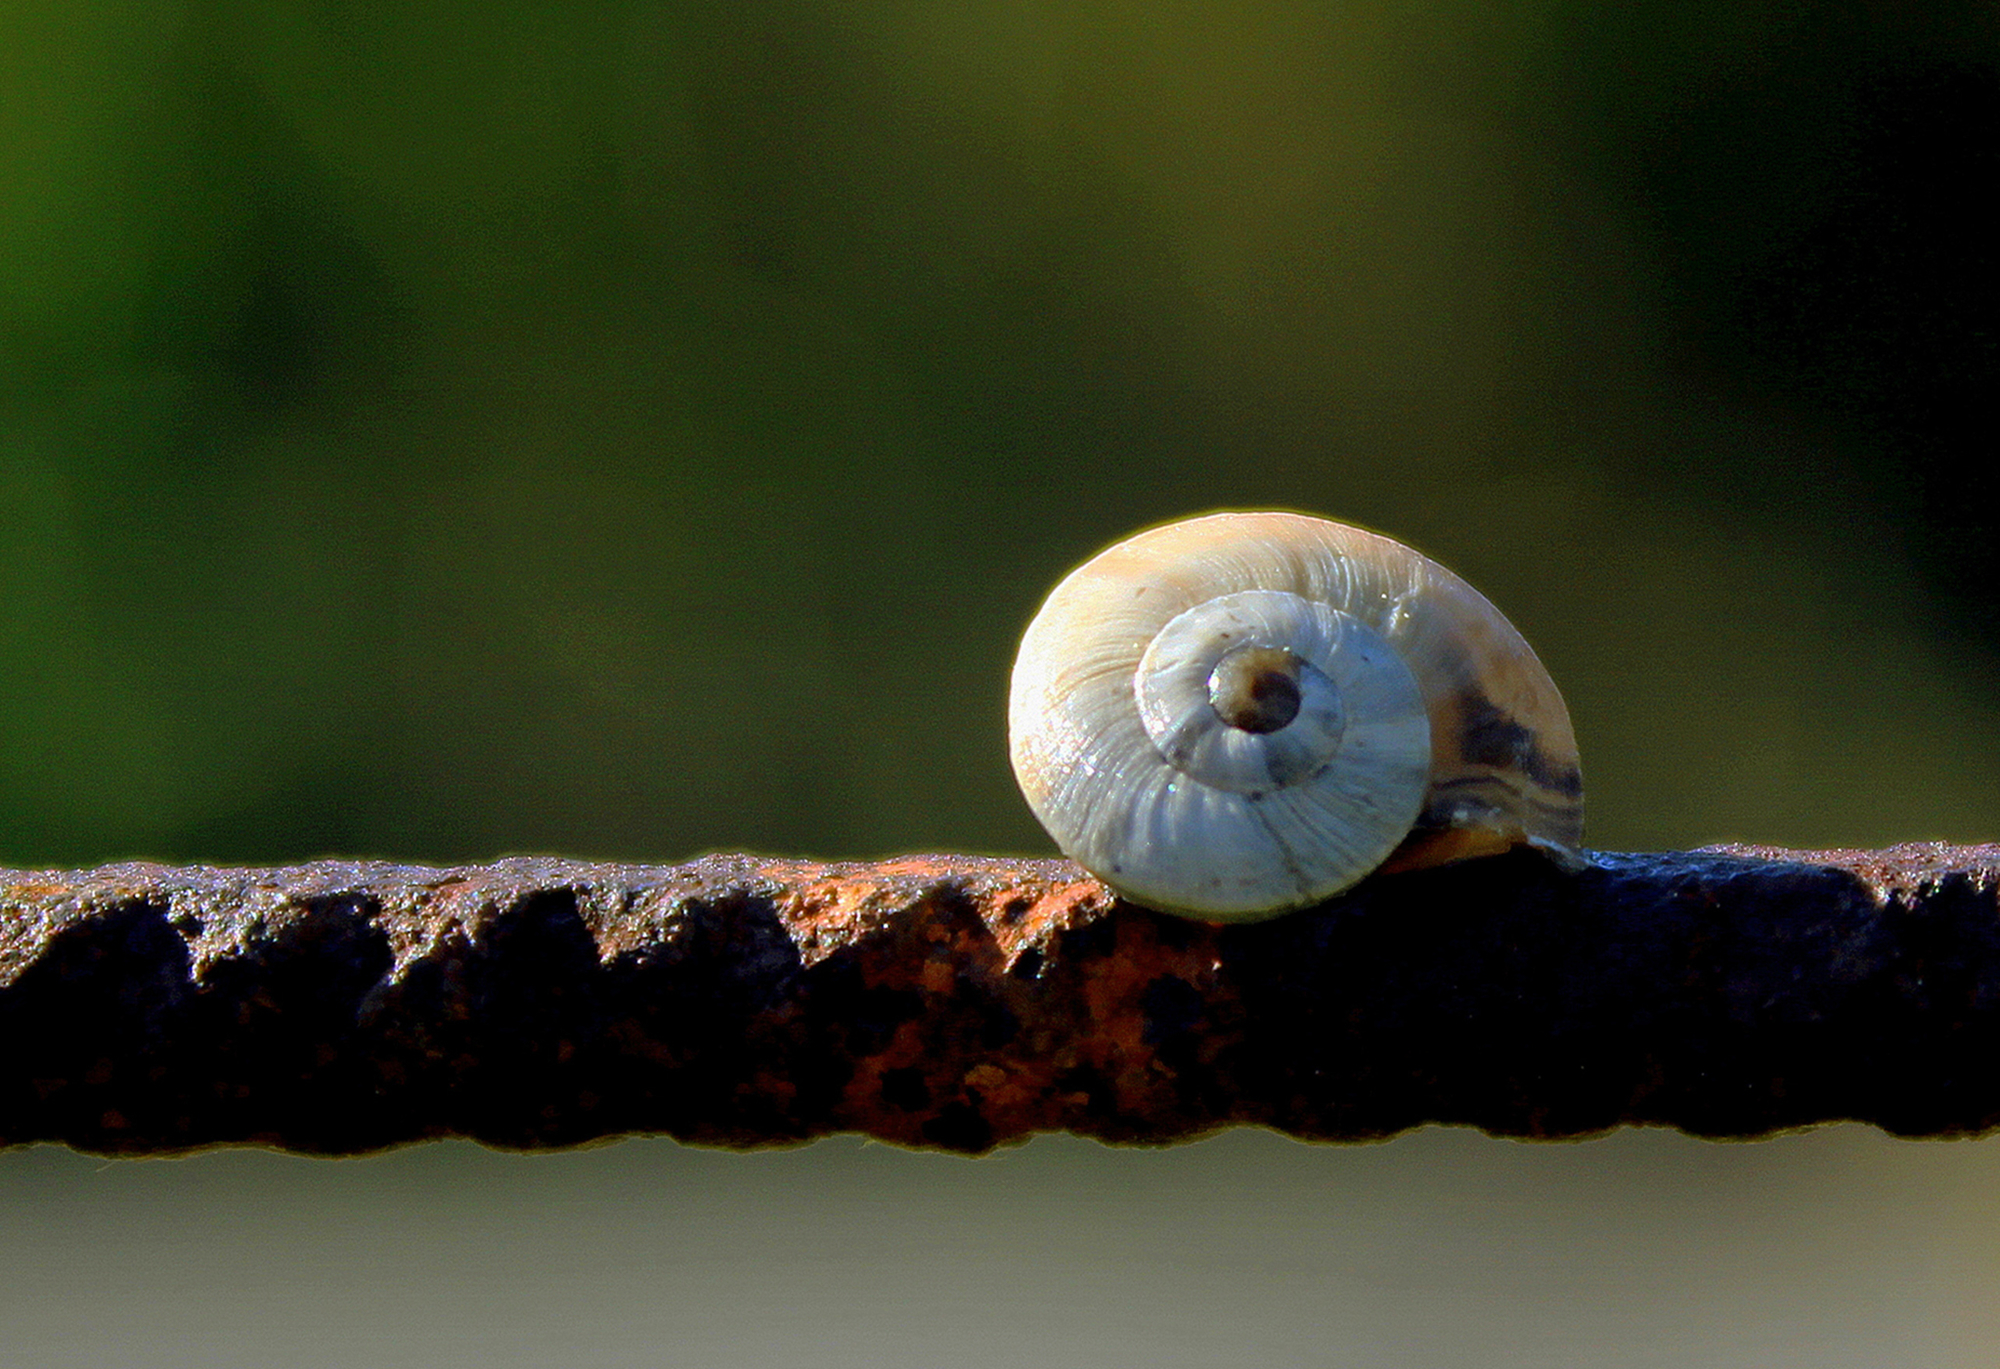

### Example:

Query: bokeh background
xmin=5 ymin=2 xmax=1998 ymax=1364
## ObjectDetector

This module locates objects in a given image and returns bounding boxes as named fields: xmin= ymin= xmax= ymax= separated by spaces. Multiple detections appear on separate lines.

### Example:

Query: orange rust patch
xmin=988 ymin=880 xmax=1114 ymax=964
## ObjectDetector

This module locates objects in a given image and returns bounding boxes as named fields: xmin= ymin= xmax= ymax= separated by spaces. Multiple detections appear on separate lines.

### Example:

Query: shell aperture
xmin=1007 ymin=511 xmax=1582 ymax=922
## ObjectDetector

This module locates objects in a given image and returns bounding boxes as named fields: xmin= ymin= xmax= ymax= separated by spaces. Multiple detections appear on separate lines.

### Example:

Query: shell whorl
xmin=1007 ymin=511 xmax=1583 ymax=921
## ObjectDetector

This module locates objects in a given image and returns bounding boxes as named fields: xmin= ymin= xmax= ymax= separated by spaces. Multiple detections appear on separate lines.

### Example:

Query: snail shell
xmin=1007 ymin=511 xmax=1583 ymax=921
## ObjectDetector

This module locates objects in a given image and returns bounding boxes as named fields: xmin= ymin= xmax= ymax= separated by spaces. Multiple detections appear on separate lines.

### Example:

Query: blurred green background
xmin=5 ymin=0 xmax=1997 ymax=869
xmin=4 ymin=2 xmax=1998 ymax=1365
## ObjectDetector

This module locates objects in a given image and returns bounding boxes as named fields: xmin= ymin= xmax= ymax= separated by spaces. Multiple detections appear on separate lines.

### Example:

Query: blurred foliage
xmin=2 ymin=0 xmax=1996 ymax=867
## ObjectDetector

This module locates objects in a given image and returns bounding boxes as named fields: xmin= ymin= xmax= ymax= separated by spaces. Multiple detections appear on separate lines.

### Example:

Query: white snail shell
xmin=1007 ymin=511 xmax=1583 ymax=922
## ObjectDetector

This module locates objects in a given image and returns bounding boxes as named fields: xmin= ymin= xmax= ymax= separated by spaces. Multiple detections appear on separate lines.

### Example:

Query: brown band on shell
xmin=1425 ymin=686 xmax=1585 ymax=852
xmin=1454 ymin=689 xmax=1584 ymax=798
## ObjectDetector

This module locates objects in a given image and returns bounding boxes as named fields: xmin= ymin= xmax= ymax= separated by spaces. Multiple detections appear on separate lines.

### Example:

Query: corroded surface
xmin=3 ymin=844 xmax=1999 ymax=1154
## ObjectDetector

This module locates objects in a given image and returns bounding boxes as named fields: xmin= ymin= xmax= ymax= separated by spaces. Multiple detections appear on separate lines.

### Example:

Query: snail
xmin=1007 ymin=511 xmax=1583 ymax=921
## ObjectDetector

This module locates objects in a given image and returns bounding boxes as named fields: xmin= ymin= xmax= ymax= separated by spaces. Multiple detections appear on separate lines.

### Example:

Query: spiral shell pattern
xmin=1007 ymin=512 xmax=1583 ymax=921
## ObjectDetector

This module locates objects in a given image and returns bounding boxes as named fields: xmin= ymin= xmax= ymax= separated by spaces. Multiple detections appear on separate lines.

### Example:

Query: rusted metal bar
xmin=2 ymin=844 xmax=1997 ymax=1154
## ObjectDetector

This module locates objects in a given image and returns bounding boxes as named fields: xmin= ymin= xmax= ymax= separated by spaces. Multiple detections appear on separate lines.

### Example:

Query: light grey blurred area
xmin=5 ymin=0 xmax=1999 ymax=1361
xmin=3 ymin=1126 xmax=1997 ymax=1367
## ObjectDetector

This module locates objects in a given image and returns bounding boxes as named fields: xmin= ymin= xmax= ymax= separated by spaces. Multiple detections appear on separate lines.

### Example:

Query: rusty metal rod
xmin=3 ymin=844 xmax=1997 ymax=1154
